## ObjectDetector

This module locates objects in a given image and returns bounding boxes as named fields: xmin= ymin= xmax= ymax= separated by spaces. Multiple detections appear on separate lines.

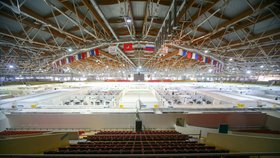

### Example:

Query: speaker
xmin=219 ymin=124 xmax=228 ymax=134
xmin=135 ymin=120 xmax=142 ymax=132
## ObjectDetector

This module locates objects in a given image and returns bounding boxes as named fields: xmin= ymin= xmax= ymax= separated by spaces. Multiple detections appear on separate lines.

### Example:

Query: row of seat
xmin=77 ymin=141 xmax=198 ymax=146
xmin=96 ymin=130 xmax=179 ymax=135
xmin=46 ymin=148 xmax=228 ymax=154
xmin=86 ymin=135 xmax=189 ymax=141
xmin=78 ymin=140 xmax=195 ymax=144
xmin=0 ymin=130 xmax=44 ymax=136
xmin=45 ymin=130 xmax=229 ymax=155
xmin=61 ymin=145 xmax=213 ymax=150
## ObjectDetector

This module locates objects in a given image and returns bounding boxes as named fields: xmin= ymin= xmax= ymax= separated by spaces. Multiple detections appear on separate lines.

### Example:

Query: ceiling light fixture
xmin=8 ymin=65 xmax=14 ymax=69
xmin=126 ymin=17 xmax=132 ymax=23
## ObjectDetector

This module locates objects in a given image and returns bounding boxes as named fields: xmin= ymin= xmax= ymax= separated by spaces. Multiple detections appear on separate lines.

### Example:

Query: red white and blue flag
xmin=89 ymin=49 xmax=100 ymax=56
xmin=178 ymin=49 xmax=187 ymax=57
xmin=144 ymin=44 xmax=155 ymax=52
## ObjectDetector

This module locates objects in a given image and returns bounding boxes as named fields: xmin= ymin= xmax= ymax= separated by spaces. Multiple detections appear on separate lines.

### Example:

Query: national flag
xmin=81 ymin=52 xmax=87 ymax=60
xmin=95 ymin=48 xmax=100 ymax=56
xmin=70 ymin=56 xmax=75 ymax=63
xmin=56 ymin=60 xmax=61 ymax=67
xmin=144 ymin=44 xmax=155 ymax=52
xmin=195 ymin=53 xmax=199 ymax=60
xmin=75 ymin=54 xmax=79 ymax=60
xmin=77 ymin=53 xmax=82 ymax=60
xmin=108 ymin=46 xmax=117 ymax=54
xmin=204 ymin=57 xmax=208 ymax=63
xmin=52 ymin=63 xmax=56 ymax=68
xmin=213 ymin=60 xmax=217 ymax=66
xmin=192 ymin=52 xmax=196 ymax=59
xmin=187 ymin=51 xmax=192 ymax=59
xmin=89 ymin=49 xmax=100 ymax=56
xmin=61 ymin=58 xmax=66 ymax=65
xmin=178 ymin=49 xmax=187 ymax=57
xmin=198 ymin=54 xmax=203 ymax=61
xmin=207 ymin=57 xmax=211 ymax=64
xmin=66 ymin=57 xmax=70 ymax=64
xmin=160 ymin=46 xmax=168 ymax=55
xmin=123 ymin=43 xmax=133 ymax=52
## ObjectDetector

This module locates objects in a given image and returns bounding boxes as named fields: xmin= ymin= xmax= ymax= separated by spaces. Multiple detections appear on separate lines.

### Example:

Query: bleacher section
xmin=45 ymin=130 xmax=228 ymax=155
xmin=0 ymin=130 xmax=45 ymax=136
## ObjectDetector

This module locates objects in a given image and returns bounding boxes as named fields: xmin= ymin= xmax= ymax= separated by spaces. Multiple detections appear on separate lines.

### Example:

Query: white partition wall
xmin=6 ymin=113 xmax=185 ymax=130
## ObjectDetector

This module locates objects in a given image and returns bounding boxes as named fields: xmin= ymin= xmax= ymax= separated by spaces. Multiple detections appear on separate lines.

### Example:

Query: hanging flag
xmin=89 ymin=48 xmax=100 ymax=56
xmin=66 ymin=57 xmax=70 ymax=64
xmin=70 ymin=56 xmax=74 ymax=63
xmin=160 ymin=46 xmax=168 ymax=56
xmin=213 ymin=60 xmax=218 ymax=66
xmin=192 ymin=52 xmax=196 ymax=59
xmin=89 ymin=49 xmax=95 ymax=56
xmin=198 ymin=54 xmax=203 ymax=61
xmin=123 ymin=43 xmax=133 ymax=52
xmin=61 ymin=58 xmax=66 ymax=65
xmin=208 ymin=57 xmax=211 ymax=64
xmin=187 ymin=51 xmax=192 ymax=59
xmin=178 ymin=49 xmax=187 ymax=57
xmin=52 ymin=63 xmax=56 ymax=68
xmin=195 ymin=53 xmax=199 ymax=60
xmin=56 ymin=60 xmax=61 ymax=67
xmin=95 ymin=48 xmax=100 ymax=56
xmin=75 ymin=54 xmax=79 ymax=60
xmin=77 ymin=53 xmax=82 ymax=60
xmin=81 ymin=52 xmax=87 ymax=60
xmin=108 ymin=46 xmax=117 ymax=54
xmin=144 ymin=44 xmax=155 ymax=52
xmin=204 ymin=57 xmax=208 ymax=63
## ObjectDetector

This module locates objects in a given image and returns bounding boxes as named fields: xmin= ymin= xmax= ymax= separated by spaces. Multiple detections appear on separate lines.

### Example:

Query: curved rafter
xmin=0 ymin=0 xmax=279 ymax=76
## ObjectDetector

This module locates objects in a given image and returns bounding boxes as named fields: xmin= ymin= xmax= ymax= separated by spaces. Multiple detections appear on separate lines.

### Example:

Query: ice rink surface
xmin=0 ymin=82 xmax=279 ymax=113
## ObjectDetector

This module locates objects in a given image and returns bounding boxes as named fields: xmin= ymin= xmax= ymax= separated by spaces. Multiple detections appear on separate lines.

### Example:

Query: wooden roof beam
xmin=0 ymin=11 xmax=76 ymax=44
xmin=180 ymin=0 xmax=220 ymax=39
xmin=176 ymin=0 xmax=196 ymax=23
xmin=82 ymin=0 xmax=111 ymax=37
xmin=188 ymin=0 xmax=220 ymax=27
xmin=195 ymin=12 xmax=275 ymax=44
xmin=220 ymin=28 xmax=280 ymax=49
xmin=158 ymin=49 xmax=179 ymax=61
xmin=20 ymin=6 xmax=84 ymax=43
xmin=0 ymin=29 xmax=59 ymax=49
xmin=192 ymin=0 xmax=276 ymax=43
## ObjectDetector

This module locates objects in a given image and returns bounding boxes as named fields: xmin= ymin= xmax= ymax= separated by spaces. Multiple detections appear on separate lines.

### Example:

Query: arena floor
xmin=0 ymin=82 xmax=279 ymax=113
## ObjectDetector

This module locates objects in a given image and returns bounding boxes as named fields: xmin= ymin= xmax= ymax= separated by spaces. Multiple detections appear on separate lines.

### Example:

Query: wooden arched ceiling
xmin=0 ymin=0 xmax=279 ymax=75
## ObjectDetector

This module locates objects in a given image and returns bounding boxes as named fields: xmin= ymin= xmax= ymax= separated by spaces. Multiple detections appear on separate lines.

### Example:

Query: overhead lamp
xmin=246 ymin=70 xmax=251 ymax=74
xmin=67 ymin=47 xmax=73 ymax=52
xmin=229 ymin=58 xmax=233 ymax=61
xmin=8 ymin=65 xmax=14 ymax=69
xmin=260 ymin=65 xmax=264 ymax=68
xmin=208 ymin=69 xmax=213 ymax=73
xmin=138 ymin=66 xmax=142 ymax=69
xmin=126 ymin=17 xmax=132 ymax=23
xmin=204 ymin=50 xmax=209 ymax=53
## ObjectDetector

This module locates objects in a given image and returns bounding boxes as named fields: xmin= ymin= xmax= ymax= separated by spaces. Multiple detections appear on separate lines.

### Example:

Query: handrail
xmin=1 ymin=152 xmax=280 ymax=157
